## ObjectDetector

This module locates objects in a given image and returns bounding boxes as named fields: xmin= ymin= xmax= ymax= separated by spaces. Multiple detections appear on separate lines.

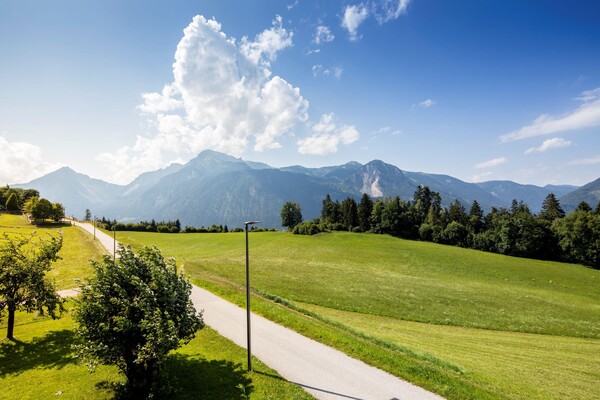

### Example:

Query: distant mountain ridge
xmin=16 ymin=150 xmax=588 ymax=228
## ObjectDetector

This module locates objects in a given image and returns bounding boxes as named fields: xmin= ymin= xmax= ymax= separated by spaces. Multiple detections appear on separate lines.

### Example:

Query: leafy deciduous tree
xmin=0 ymin=232 xmax=63 ymax=339
xmin=281 ymin=201 xmax=303 ymax=230
xmin=74 ymin=246 xmax=204 ymax=397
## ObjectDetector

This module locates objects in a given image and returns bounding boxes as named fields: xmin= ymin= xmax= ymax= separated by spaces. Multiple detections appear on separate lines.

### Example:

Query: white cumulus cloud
xmin=475 ymin=157 xmax=507 ymax=169
xmin=524 ymin=137 xmax=572 ymax=154
xmin=501 ymin=87 xmax=600 ymax=142
xmin=297 ymin=114 xmax=360 ymax=155
xmin=342 ymin=4 xmax=369 ymax=41
xmin=314 ymin=25 xmax=335 ymax=44
xmin=0 ymin=137 xmax=61 ymax=185
xmin=97 ymin=15 xmax=308 ymax=184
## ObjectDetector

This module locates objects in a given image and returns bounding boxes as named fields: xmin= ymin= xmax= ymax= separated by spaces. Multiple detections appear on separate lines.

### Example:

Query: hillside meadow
xmin=117 ymin=230 xmax=600 ymax=400
xmin=0 ymin=214 xmax=315 ymax=399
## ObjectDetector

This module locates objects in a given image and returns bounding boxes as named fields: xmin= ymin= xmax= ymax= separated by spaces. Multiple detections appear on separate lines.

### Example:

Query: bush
xmin=292 ymin=221 xmax=322 ymax=235
xmin=231 ymin=227 xmax=244 ymax=232
xmin=157 ymin=225 xmax=169 ymax=233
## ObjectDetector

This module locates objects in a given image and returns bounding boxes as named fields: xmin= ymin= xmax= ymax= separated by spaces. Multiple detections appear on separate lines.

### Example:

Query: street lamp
xmin=93 ymin=215 xmax=96 ymax=240
xmin=112 ymin=226 xmax=116 ymax=262
xmin=244 ymin=220 xmax=260 ymax=371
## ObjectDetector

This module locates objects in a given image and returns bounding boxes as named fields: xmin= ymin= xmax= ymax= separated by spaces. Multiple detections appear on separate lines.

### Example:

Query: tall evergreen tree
xmin=538 ymin=193 xmax=565 ymax=222
xmin=576 ymin=201 xmax=592 ymax=212
xmin=468 ymin=200 xmax=484 ymax=234
xmin=340 ymin=197 xmax=358 ymax=230
xmin=5 ymin=193 xmax=19 ymax=211
xmin=357 ymin=193 xmax=373 ymax=232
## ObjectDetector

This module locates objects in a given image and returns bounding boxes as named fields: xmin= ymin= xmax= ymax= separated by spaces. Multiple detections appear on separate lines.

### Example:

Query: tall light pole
xmin=93 ymin=215 xmax=96 ymax=240
xmin=113 ymin=226 xmax=116 ymax=262
xmin=244 ymin=220 xmax=260 ymax=372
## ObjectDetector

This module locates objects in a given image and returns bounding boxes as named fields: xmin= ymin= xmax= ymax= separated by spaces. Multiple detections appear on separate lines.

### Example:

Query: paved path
xmin=69 ymin=221 xmax=444 ymax=400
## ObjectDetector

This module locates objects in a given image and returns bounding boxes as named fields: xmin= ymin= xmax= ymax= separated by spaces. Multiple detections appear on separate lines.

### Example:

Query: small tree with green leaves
xmin=281 ymin=201 xmax=303 ymax=230
xmin=84 ymin=209 xmax=92 ymax=221
xmin=0 ymin=232 xmax=63 ymax=339
xmin=74 ymin=245 xmax=204 ymax=398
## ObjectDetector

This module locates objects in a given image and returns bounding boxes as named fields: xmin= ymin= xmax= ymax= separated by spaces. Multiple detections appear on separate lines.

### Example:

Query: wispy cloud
xmin=341 ymin=4 xmax=369 ymax=41
xmin=475 ymin=157 xmax=507 ymax=169
xmin=341 ymin=1 xmax=412 ymax=40
xmin=501 ymin=87 xmax=600 ymax=142
xmin=471 ymin=171 xmax=492 ymax=183
xmin=524 ymin=137 xmax=572 ymax=154
xmin=568 ymin=154 xmax=600 ymax=165
xmin=287 ymin=0 xmax=299 ymax=10
xmin=373 ymin=0 xmax=412 ymax=23
xmin=313 ymin=25 xmax=335 ymax=44
xmin=312 ymin=64 xmax=343 ymax=79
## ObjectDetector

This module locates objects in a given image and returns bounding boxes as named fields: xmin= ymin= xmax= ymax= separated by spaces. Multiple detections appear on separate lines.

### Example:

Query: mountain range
xmin=16 ymin=150 xmax=594 ymax=228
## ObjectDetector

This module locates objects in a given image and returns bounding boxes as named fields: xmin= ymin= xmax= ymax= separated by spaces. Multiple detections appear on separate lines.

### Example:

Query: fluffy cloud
xmin=568 ymin=154 xmax=600 ymax=165
xmin=98 ymin=15 xmax=309 ymax=183
xmin=342 ymin=4 xmax=369 ymax=41
xmin=474 ymin=157 xmax=507 ymax=169
xmin=297 ymin=114 xmax=359 ymax=155
xmin=314 ymin=25 xmax=335 ymax=44
xmin=0 ymin=137 xmax=61 ymax=184
xmin=240 ymin=15 xmax=293 ymax=66
xmin=501 ymin=87 xmax=600 ymax=142
xmin=524 ymin=137 xmax=572 ymax=154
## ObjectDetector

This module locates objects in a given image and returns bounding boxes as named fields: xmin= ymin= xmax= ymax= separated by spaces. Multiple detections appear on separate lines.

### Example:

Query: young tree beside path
xmin=0 ymin=232 xmax=63 ymax=339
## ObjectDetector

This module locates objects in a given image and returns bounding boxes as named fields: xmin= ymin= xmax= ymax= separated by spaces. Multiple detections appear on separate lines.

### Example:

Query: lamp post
xmin=244 ymin=220 xmax=260 ymax=372
xmin=113 ymin=226 xmax=116 ymax=262
xmin=93 ymin=215 xmax=96 ymax=240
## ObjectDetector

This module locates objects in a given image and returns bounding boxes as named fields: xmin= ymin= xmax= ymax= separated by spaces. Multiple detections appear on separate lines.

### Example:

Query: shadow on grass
xmin=164 ymin=354 xmax=254 ymax=400
xmin=0 ymin=330 xmax=75 ymax=377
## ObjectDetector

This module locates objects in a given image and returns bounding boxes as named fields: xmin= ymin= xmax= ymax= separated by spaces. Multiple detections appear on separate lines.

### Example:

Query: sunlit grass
xmin=116 ymin=230 xmax=600 ymax=400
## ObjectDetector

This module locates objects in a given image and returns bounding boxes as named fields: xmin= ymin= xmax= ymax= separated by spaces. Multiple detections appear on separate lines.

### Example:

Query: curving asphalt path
xmin=69 ymin=221 xmax=444 ymax=400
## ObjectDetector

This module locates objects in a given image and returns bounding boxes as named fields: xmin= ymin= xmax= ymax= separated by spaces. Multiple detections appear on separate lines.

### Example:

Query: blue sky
xmin=1 ymin=0 xmax=599 ymax=186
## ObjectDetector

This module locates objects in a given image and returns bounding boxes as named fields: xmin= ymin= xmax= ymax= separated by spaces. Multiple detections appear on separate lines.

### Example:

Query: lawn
xmin=116 ymin=230 xmax=600 ymax=400
xmin=0 ymin=305 xmax=314 ymax=400
xmin=0 ymin=213 xmax=105 ymax=289
xmin=0 ymin=214 xmax=315 ymax=399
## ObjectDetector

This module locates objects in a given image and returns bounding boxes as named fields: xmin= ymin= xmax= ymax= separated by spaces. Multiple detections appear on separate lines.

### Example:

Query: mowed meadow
xmin=0 ymin=214 xmax=315 ymax=400
xmin=117 ymin=230 xmax=600 ymax=400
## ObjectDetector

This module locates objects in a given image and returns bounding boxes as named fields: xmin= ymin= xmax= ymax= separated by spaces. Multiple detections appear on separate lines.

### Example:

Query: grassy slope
xmin=0 ymin=214 xmax=314 ymax=399
xmin=116 ymin=230 xmax=600 ymax=400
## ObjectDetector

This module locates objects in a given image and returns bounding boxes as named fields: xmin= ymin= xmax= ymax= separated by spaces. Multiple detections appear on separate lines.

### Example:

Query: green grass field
xmin=0 ymin=305 xmax=313 ymax=400
xmin=0 ymin=213 xmax=104 ymax=289
xmin=116 ymin=230 xmax=600 ymax=400
xmin=0 ymin=214 xmax=315 ymax=399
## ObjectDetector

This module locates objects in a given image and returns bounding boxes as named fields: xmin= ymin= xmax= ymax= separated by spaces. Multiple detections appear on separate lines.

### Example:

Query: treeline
xmin=95 ymin=217 xmax=183 ymax=233
xmin=1 ymin=186 xmax=65 ymax=222
xmin=292 ymin=188 xmax=600 ymax=269
xmin=95 ymin=216 xmax=275 ymax=234
xmin=0 ymin=186 xmax=39 ymax=211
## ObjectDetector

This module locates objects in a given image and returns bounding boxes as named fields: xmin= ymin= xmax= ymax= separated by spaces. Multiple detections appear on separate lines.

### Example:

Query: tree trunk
xmin=126 ymin=360 xmax=156 ymax=399
xmin=7 ymin=303 xmax=15 ymax=340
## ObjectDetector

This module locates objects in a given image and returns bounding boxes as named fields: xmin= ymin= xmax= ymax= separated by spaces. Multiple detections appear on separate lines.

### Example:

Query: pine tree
xmin=538 ymin=193 xmax=565 ymax=222
xmin=357 ymin=193 xmax=373 ymax=232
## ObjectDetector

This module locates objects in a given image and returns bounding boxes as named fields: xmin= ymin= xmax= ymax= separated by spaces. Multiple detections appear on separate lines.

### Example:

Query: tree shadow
xmin=164 ymin=354 xmax=254 ymax=400
xmin=0 ymin=330 xmax=75 ymax=377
